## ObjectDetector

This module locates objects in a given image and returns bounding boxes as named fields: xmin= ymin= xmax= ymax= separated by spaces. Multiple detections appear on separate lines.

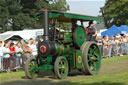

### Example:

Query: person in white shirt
xmin=115 ymin=33 xmax=121 ymax=39
xmin=30 ymin=40 xmax=37 ymax=57
xmin=0 ymin=40 xmax=4 ymax=71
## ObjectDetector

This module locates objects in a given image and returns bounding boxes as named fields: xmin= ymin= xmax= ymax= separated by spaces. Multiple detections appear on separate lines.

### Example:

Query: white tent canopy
xmin=0 ymin=29 xmax=44 ymax=41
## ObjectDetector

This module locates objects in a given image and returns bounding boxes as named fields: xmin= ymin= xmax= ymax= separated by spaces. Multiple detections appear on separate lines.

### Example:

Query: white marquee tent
xmin=0 ymin=29 xmax=43 ymax=41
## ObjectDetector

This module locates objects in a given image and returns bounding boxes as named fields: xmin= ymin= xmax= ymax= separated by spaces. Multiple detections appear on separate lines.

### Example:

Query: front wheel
xmin=54 ymin=56 xmax=69 ymax=79
xmin=25 ymin=57 xmax=39 ymax=79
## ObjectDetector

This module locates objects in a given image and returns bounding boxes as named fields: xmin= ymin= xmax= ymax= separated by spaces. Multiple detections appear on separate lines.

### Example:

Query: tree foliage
xmin=0 ymin=0 xmax=69 ymax=32
xmin=101 ymin=0 xmax=128 ymax=28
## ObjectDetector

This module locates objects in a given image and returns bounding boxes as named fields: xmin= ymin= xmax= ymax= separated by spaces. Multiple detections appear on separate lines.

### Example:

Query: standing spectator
xmin=126 ymin=35 xmax=128 ymax=53
xmin=115 ymin=33 xmax=121 ymax=39
xmin=105 ymin=35 xmax=109 ymax=41
xmin=3 ymin=41 xmax=11 ymax=72
xmin=28 ymin=39 xmax=33 ymax=48
xmin=39 ymin=36 xmax=44 ymax=42
xmin=8 ymin=40 xmax=12 ymax=47
xmin=123 ymin=35 xmax=127 ymax=54
xmin=120 ymin=35 xmax=127 ymax=56
xmin=9 ymin=43 xmax=17 ymax=70
xmin=30 ymin=40 xmax=38 ymax=57
xmin=21 ymin=39 xmax=25 ymax=48
xmin=15 ymin=42 xmax=23 ymax=68
xmin=103 ymin=37 xmax=109 ymax=58
xmin=0 ymin=40 xmax=4 ymax=71
xmin=22 ymin=43 xmax=32 ymax=65
xmin=108 ymin=36 xmax=116 ymax=57
xmin=115 ymin=38 xmax=120 ymax=56
xmin=97 ymin=37 xmax=103 ymax=57
xmin=87 ymin=21 xmax=97 ymax=41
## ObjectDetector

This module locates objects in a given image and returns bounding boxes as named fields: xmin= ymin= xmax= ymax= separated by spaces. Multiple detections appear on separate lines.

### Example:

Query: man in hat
xmin=87 ymin=21 xmax=97 ymax=41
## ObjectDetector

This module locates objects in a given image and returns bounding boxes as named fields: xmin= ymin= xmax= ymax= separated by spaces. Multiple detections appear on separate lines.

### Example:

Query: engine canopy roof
xmin=35 ymin=10 xmax=104 ymax=22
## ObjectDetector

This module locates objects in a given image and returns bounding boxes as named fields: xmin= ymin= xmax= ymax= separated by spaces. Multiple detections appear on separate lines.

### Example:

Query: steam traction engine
xmin=24 ymin=9 xmax=104 ymax=79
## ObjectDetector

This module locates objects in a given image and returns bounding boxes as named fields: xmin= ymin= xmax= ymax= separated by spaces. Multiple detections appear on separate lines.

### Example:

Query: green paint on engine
xmin=64 ymin=32 xmax=72 ymax=43
xmin=47 ymin=56 xmax=52 ymax=63
xmin=55 ymin=43 xmax=70 ymax=56
xmin=76 ymin=51 xmax=83 ymax=68
xmin=38 ymin=64 xmax=53 ymax=70
xmin=75 ymin=26 xmax=87 ymax=47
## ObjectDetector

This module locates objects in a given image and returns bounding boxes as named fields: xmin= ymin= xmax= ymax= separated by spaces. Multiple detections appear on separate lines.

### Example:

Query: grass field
xmin=0 ymin=55 xmax=128 ymax=85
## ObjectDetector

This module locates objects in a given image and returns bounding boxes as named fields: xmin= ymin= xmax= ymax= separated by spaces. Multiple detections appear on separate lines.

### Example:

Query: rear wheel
xmin=25 ymin=57 xmax=39 ymax=79
xmin=81 ymin=41 xmax=101 ymax=75
xmin=54 ymin=56 xmax=69 ymax=79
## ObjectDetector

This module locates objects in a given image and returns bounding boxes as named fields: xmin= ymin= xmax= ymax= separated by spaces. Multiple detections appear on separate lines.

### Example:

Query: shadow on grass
xmin=1 ymin=79 xmax=125 ymax=85
xmin=21 ymin=70 xmax=84 ymax=80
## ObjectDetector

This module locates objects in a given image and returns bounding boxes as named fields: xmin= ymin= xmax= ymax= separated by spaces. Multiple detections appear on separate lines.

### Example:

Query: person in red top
xmin=9 ymin=43 xmax=16 ymax=69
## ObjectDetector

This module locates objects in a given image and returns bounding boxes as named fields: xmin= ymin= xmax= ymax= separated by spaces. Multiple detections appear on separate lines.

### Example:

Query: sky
xmin=67 ymin=0 xmax=105 ymax=16
xmin=66 ymin=0 xmax=106 ymax=26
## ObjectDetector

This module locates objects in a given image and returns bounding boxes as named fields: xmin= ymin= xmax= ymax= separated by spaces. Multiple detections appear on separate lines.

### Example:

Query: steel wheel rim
xmin=87 ymin=44 xmax=101 ymax=74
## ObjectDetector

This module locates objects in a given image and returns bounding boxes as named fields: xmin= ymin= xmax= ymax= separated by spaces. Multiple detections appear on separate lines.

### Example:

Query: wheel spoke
xmin=88 ymin=59 xmax=91 ymax=63
xmin=92 ymin=45 xmax=97 ymax=52
xmin=94 ymin=52 xmax=99 ymax=59
xmin=89 ymin=48 xmax=93 ymax=54
xmin=87 ymin=54 xmax=93 ymax=61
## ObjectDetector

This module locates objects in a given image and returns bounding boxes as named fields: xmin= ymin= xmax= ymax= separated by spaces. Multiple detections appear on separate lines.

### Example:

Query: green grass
xmin=0 ymin=55 xmax=128 ymax=85
xmin=0 ymin=71 xmax=25 ymax=80
xmin=65 ymin=72 xmax=128 ymax=85
xmin=102 ymin=55 xmax=128 ymax=64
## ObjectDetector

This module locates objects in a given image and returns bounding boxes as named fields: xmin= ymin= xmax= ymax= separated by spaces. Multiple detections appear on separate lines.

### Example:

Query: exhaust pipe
xmin=43 ymin=8 xmax=49 ymax=41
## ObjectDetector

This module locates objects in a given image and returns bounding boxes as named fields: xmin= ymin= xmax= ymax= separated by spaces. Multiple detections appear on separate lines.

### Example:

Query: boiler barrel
xmin=39 ymin=41 xmax=70 ymax=57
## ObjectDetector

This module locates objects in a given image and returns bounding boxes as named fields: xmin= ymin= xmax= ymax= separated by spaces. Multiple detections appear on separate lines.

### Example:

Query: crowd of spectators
xmin=97 ymin=33 xmax=128 ymax=58
xmin=0 ymin=38 xmax=40 ymax=73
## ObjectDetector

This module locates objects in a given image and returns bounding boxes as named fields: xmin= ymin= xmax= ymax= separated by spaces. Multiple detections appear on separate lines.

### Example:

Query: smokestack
xmin=43 ymin=8 xmax=49 ymax=41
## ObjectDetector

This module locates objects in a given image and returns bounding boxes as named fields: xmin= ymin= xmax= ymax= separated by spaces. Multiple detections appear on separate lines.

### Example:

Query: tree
xmin=0 ymin=0 xmax=69 ymax=32
xmin=49 ymin=0 xmax=69 ymax=11
xmin=100 ymin=0 xmax=128 ymax=28
xmin=0 ymin=0 xmax=9 ymax=32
